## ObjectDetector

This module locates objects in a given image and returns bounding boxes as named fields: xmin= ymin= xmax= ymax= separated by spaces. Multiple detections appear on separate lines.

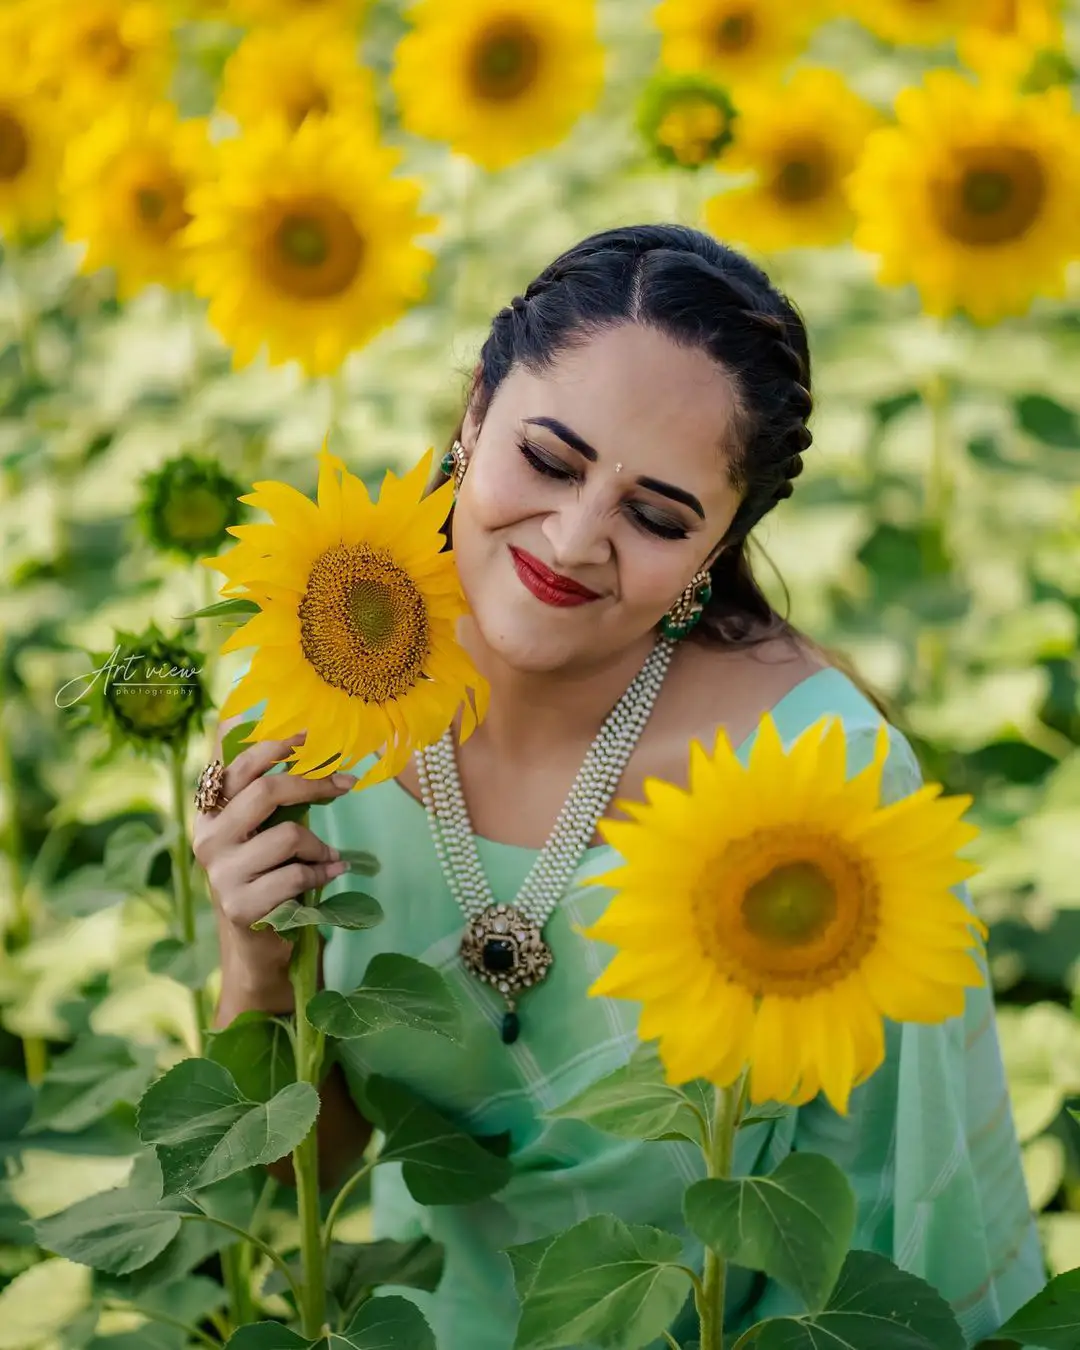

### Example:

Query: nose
xmin=540 ymin=492 xmax=612 ymax=572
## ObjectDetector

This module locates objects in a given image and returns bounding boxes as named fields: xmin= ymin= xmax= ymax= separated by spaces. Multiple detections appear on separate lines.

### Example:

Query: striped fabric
xmin=228 ymin=663 xmax=1046 ymax=1347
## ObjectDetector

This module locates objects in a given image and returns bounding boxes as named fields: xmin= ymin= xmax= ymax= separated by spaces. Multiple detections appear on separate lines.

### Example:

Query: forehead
xmin=492 ymin=322 xmax=739 ymax=475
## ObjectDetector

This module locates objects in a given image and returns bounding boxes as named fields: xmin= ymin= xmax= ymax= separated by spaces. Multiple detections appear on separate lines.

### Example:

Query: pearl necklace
xmin=415 ymin=637 xmax=676 ymax=1044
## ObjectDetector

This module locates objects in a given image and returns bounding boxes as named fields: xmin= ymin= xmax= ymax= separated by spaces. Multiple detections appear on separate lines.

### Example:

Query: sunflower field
xmin=2 ymin=0 xmax=1080 ymax=1346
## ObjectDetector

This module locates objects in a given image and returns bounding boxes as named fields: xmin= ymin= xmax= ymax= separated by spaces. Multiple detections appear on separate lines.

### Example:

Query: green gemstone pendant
xmin=440 ymin=449 xmax=455 ymax=478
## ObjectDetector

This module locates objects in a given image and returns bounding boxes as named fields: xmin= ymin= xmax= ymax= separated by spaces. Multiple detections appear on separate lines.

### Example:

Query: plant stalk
xmin=290 ymin=915 xmax=327 ymax=1338
xmin=697 ymin=1078 xmax=745 ymax=1350
xmin=168 ymin=739 xmax=209 ymax=1048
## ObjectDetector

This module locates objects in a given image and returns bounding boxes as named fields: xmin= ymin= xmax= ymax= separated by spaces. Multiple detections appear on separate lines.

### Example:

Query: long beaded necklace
xmin=415 ymin=637 xmax=676 ymax=1044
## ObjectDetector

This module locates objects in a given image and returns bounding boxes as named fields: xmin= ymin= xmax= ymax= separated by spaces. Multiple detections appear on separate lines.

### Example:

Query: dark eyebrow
xmin=524 ymin=415 xmax=705 ymax=520
xmin=523 ymin=416 xmax=597 ymax=461
xmin=636 ymin=476 xmax=705 ymax=519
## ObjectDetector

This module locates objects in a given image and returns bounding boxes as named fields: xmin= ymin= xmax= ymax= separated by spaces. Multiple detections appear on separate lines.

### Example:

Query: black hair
xmin=445 ymin=223 xmax=814 ymax=648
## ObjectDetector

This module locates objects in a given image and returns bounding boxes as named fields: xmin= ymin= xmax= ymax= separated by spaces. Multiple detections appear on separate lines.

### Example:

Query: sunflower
xmin=138 ymin=453 xmax=248 ymax=559
xmin=32 ymin=0 xmax=173 ymax=115
xmin=392 ymin=0 xmax=604 ymax=172
xmin=63 ymin=103 xmax=211 ymax=300
xmin=232 ymin=0 xmax=367 ymax=22
xmin=203 ymin=444 xmax=488 ymax=789
xmin=580 ymin=715 xmax=986 ymax=1116
xmin=705 ymin=68 xmax=883 ymax=252
xmin=219 ymin=17 xmax=378 ymax=135
xmin=638 ymin=72 xmax=737 ymax=171
xmin=842 ymin=0 xmax=982 ymax=45
xmin=0 ymin=74 xmax=64 ymax=240
xmin=654 ymin=0 xmax=816 ymax=89
xmin=183 ymin=116 xmax=435 ymax=375
xmin=846 ymin=70 xmax=1080 ymax=324
xmin=959 ymin=0 xmax=1068 ymax=89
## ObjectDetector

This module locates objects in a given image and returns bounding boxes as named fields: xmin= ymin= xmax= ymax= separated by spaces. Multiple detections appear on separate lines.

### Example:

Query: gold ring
xmin=194 ymin=759 xmax=231 ymax=813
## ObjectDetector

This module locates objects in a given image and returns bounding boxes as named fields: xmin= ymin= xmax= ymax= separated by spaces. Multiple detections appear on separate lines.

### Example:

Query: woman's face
xmin=451 ymin=322 xmax=745 ymax=673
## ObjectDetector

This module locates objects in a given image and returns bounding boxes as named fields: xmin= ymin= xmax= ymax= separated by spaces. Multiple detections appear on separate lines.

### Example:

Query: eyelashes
xmin=515 ymin=436 xmax=690 ymax=541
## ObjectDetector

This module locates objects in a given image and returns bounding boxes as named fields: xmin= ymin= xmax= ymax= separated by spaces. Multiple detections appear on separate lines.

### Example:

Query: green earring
xmin=660 ymin=568 xmax=712 ymax=640
xmin=441 ymin=439 xmax=466 ymax=492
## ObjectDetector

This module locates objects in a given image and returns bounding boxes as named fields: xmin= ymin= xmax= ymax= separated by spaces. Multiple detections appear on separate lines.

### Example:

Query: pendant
xmin=459 ymin=903 xmax=554 ymax=1044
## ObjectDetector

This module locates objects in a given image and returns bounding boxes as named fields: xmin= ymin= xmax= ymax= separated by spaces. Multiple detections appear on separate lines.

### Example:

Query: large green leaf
xmin=254 ymin=890 xmax=384 ymax=937
xmin=221 ymin=720 xmax=259 ymax=766
xmin=47 ymin=863 xmax=131 ymax=919
xmin=33 ymin=1153 xmax=186 ymax=1275
xmin=25 ymin=1035 xmax=159 ymax=1134
xmin=358 ymin=1075 xmax=513 ymax=1205
xmin=991 ymin=1267 xmax=1080 ymax=1348
xmin=206 ymin=1011 xmax=296 ymax=1104
xmin=747 ymin=1250 xmax=966 ymax=1349
xmin=1015 ymin=394 xmax=1080 ymax=448
xmin=506 ymin=1214 xmax=690 ymax=1350
xmin=544 ymin=1042 xmax=711 ymax=1149
xmin=306 ymin=954 xmax=464 ymax=1043
xmin=684 ymin=1153 xmax=856 ymax=1312
xmin=265 ymin=1236 xmax=445 ymax=1324
xmin=103 ymin=820 xmax=177 ymax=891
xmin=136 ymin=1058 xmax=318 ymax=1192
xmin=226 ymin=1295 xmax=436 ymax=1349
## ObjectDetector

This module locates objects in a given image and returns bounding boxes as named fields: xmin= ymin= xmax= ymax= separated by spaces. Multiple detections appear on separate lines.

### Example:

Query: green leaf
xmin=993 ymin=1267 xmax=1080 ymax=1348
xmin=306 ymin=954 xmax=463 ymax=1043
xmin=254 ymin=890 xmax=384 ymax=937
xmin=1016 ymin=394 xmax=1080 ymax=448
xmin=181 ymin=599 xmax=262 ymax=620
xmin=33 ymin=1153 xmax=186 ymax=1275
xmin=264 ymin=1237 xmax=445 ymax=1319
xmin=221 ymin=721 xmax=259 ymax=767
xmin=103 ymin=820 xmax=176 ymax=891
xmin=544 ymin=1042 xmax=710 ymax=1148
xmin=334 ymin=849 xmax=381 ymax=876
xmin=136 ymin=1058 xmax=319 ymax=1193
xmin=740 ymin=1104 xmax=793 ymax=1128
xmin=747 ymin=1250 xmax=966 ymax=1349
xmin=359 ymin=1075 xmax=513 ymax=1205
xmin=25 ymin=1035 xmax=159 ymax=1134
xmin=504 ymin=1234 xmax=557 ymax=1305
xmin=507 ymin=1213 xmax=690 ymax=1350
xmin=684 ymin=1153 xmax=856 ymax=1312
xmin=206 ymin=1011 xmax=295 ymax=1104
xmin=48 ymin=864 xmax=130 ymax=919
xmin=227 ymin=1294 xmax=435 ymax=1348
xmin=147 ymin=928 xmax=220 ymax=989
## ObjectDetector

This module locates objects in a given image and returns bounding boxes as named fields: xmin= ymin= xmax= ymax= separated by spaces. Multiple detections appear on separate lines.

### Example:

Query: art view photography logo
xmin=55 ymin=644 xmax=205 ymax=710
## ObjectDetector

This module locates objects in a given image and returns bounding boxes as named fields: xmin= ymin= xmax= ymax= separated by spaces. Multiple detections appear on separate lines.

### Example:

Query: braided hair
xmin=458 ymin=224 xmax=816 ymax=647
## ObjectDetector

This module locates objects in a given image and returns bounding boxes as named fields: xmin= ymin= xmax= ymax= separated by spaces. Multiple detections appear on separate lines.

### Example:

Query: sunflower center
xmin=657 ymin=99 xmax=730 ymax=166
xmin=773 ymin=145 xmax=832 ymax=203
xmin=695 ymin=828 xmax=881 ymax=996
xmin=299 ymin=542 xmax=429 ymax=703
xmin=712 ymin=10 xmax=755 ymax=53
xmin=82 ymin=23 xmax=132 ymax=77
xmin=161 ymin=487 xmax=230 ymax=546
xmin=0 ymin=109 xmax=28 ymax=181
xmin=263 ymin=196 xmax=364 ymax=300
xmin=133 ymin=173 xmax=191 ymax=242
xmin=470 ymin=19 xmax=542 ymax=101
xmin=932 ymin=146 xmax=1047 ymax=246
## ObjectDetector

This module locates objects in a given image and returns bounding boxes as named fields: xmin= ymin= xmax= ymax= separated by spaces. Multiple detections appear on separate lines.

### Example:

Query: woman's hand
xmin=193 ymin=730 xmax=356 ymax=1006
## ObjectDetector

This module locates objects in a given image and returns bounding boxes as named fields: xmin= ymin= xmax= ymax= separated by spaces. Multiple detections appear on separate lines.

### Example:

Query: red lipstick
xmin=509 ymin=547 xmax=601 ymax=608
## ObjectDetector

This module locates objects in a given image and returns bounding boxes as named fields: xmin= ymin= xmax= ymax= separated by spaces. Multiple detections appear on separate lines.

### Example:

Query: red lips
xmin=509 ymin=547 xmax=601 ymax=608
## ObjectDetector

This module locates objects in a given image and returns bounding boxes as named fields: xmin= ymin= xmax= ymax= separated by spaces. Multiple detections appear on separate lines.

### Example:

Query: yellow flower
xmin=959 ymin=0 xmax=1068 ymax=89
xmin=183 ymin=116 xmax=436 ymax=375
xmin=843 ymin=0 xmax=982 ymax=45
xmin=219 ymin=17 xmax=379 ymax=134
xmin=32 ymin=0 xmax=173 ymax=115
xmin=654 ymin=0 xmax=816 ymax=89
xmin=63 ymin=103 xmax=212 ymax=300
xmin=638 ymin=72 xmax=737 ymax=171
xmin=705 ymin=67 xmax=882 ymax=251
xmin=0 ymin=74 xmax=64 ymax=240
xmin=846 ymin=70 xmax=1080 ymax=323
xmin=204 ymin=445 xmax=488 ymax=789
xmin=232 ymin=0 xmax=366 ymax=22
xmin=580 ymin=715 xmax=986 ymax=1117
xmin=392 ymin=0 xmax=604 ymax=172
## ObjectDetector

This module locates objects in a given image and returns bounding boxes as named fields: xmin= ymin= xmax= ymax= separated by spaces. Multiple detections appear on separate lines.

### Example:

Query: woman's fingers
xmin=234 ymin=819 xmax=341 ymax=883
xmin=233 ymin=858 xmax=350 ymax=928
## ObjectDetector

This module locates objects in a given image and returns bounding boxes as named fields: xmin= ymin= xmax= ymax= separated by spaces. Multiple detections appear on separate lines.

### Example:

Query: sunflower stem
xmin=168 ymin=739 xmax=208 ymax=1051
xmin=918 ymin=368 xmax=953 ymax=701
xmin=290 ymin=914 xmax=327 ymax=1339
xmin=697 ymin=1077 xmax=746 ymax=1350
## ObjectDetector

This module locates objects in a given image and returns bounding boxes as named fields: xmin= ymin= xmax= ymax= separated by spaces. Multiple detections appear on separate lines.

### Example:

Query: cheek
xmin=615 ymin=545 xmax=688 ymax=613
xmin=465 ymin=452 xmax=538 ymax=533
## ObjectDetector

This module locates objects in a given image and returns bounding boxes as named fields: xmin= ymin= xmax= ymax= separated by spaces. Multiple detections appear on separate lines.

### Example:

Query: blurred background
xmin=1 ymin=0 xmax=1080 ymax=1343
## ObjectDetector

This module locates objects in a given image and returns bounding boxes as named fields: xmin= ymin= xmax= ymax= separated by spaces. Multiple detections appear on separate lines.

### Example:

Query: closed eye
xmin=518 ymin=435 xmax=576 ymax=480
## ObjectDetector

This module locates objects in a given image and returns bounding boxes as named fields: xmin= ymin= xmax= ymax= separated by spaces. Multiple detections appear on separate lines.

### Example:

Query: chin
xmin=470 ymin=603 xmax=598 ymax=674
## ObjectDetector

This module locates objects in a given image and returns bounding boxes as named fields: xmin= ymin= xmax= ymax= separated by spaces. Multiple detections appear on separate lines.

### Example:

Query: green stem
xmin=290 ymin=916 xmax=327 ymax=1339
xmin=102 ymin=1300 xmax=221 ymax=1350
xmin=178 ymin=1211 xmax=301 ymax=1307
xmin=923 ymin=370 xmax=952 ymax=541
xmin=221 ymin=1244 xmax=253 ymax=1329
xmin=168 ymin=739 xmax=209 ymax=1048
xmin=697 ymin=1078 xmax=745 ymax=1350
xmin=322 ymin=1159 xmax=373 ymax=1257
xmin=662 ymin=1334 xmax=681 ymax=1350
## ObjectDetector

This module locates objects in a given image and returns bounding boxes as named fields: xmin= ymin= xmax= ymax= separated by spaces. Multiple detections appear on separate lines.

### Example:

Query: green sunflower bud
xmin=638 ymin=72 xmax=737 ymax=171
xmin=137 ymin=453 xmax=248 ymax=560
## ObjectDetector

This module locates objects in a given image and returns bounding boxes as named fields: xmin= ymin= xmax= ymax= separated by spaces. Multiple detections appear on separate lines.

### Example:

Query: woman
xmin=196 ymin=225 xmax=1044 ymax=1349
